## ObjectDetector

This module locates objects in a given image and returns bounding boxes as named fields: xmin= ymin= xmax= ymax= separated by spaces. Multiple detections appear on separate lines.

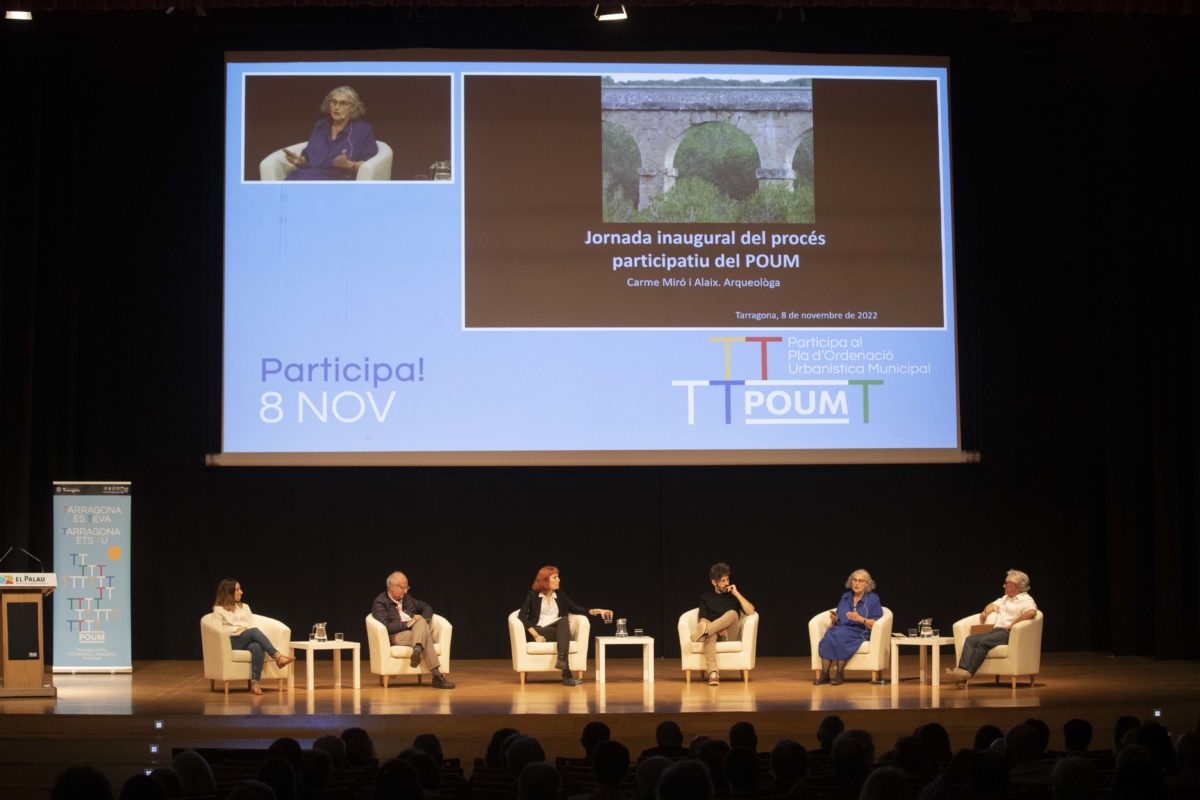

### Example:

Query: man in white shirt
xmin=946 ymin=569 xmax=1038 ymax=685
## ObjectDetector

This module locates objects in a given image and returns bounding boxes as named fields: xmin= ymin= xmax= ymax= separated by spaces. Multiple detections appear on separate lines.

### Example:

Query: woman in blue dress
xmin=283 ymin=85 xmax=379 ymax=181
xmin=815 ymin=569 xmax=882 ymax=685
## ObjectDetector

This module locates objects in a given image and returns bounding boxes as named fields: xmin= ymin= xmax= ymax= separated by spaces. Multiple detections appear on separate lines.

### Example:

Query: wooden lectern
xmin=0 ymin=574 xmax=57 ymax=698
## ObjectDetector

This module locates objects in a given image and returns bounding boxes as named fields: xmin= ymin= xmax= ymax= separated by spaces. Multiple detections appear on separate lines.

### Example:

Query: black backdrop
xmin=1 ymin=5 xmax=1196 ymax=663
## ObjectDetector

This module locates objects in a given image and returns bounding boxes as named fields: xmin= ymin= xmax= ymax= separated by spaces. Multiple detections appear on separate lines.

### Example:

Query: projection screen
xmin=214 ymin=51 xmax=962 ymax=466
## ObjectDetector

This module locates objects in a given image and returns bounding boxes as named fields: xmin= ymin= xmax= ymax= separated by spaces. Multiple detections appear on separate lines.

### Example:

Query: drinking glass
xmin=334 ymin=632 xmax=344 ymax=641
xmin=907 ymin=628 xmax=918 ymax=638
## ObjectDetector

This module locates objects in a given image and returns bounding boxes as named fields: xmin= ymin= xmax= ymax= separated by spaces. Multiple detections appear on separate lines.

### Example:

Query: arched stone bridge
xmin=601 ymin=85 xmax=813 ymax=209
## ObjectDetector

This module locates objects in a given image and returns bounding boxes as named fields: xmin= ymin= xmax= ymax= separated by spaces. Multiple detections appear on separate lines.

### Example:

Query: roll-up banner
xmin=52 ymin=481 xmax=132 ymax=673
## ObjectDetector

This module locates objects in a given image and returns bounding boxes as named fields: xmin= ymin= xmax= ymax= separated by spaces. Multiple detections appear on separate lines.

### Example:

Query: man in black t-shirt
xmin=691 ymin=562 xmax=756 ymax=686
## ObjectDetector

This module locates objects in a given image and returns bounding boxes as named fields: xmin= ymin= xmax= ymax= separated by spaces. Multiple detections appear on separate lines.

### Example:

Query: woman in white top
xmin=212 ymin=578 xmax=294 ymax=694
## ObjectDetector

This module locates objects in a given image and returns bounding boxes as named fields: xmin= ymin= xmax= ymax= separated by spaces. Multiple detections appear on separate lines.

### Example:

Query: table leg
xmin=932 ymin=643 xmax=940 ymax=688
xmin=352 ymin=644 xmax=360 ymax=689
xmin=306 ymin=649 xmax=315 ymax=692
xmin=891 ymin=642 xmax=899 ymax=685
xmin=597 ymin=640 xmax=605 ymax=684
xmin=645 ymin=641 xmax=653 ymax=683
xmin=287 ymin=650 xmax=295 ymax=693
xmin=919 ymin=645 xmax=927 ymax=684
xmin=333 ymin=648 xmax=342 ymax=688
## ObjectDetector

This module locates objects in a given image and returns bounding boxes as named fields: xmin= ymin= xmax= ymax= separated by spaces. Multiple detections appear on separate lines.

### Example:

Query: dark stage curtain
xmin=1 ymin=6 xmax=1196 ymax=661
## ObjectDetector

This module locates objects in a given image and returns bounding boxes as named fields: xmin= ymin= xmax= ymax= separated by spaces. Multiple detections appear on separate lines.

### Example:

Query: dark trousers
xmin=230 ymin=627 xmax=278 ymax=681
xmin=959 ymin=628 xmax=1010 ymax=674
xmin=528 ymin=616 xmax=572 ymax=663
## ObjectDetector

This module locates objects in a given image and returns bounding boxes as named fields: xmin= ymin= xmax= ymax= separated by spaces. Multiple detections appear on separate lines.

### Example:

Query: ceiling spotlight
xmin=594 ymin=2 xmax=627 ymax=21
xmin=5 ymin=10 xmax=33 ymax=20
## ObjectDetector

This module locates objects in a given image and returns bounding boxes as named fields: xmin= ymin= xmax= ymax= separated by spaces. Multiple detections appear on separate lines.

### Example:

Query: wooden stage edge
xmin=2 ymin=654 xmax=1198 ymax=799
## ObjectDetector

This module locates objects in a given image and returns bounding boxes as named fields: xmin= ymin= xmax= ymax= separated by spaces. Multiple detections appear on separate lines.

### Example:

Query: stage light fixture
xmin=153 ymin=720 xmax=164 ymax=729
xmin=150 ymin=744 xmax=159 ymax=754
xmin=593 ymin=2 xmax=627 ymax=22
xmin=5 ymin=10 xmax=33 ymax=20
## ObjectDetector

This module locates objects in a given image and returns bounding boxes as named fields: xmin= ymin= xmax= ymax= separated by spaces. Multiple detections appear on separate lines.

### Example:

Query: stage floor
xmin=2 ymin=654 xmax=1197 ymax=799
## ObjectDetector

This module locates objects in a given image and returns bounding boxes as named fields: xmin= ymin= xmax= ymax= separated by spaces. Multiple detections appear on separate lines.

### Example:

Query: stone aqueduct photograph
xmin=601 ymin=75 xmax=815 ymax=224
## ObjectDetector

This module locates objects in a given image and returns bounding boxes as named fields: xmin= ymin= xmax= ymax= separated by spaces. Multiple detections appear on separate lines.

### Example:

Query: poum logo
xmin=672 ymin=336 xmax=882 ymax=425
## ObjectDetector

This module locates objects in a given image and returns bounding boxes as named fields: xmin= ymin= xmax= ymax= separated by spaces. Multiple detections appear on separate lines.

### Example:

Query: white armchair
xmin=200 ymin=612 xmax=292 ymax=695
xmin=507 ymin=610 xmax=589 ymax=684
xmin=676 ymin=609 xmax=760 ymax=683
xmin=807 ymin=606 xmax=894 ymax=683
xmin=952 ymin=611 xmax=1043 ymax=688
xmin=258 ymin=140 xmax=394 ymax=182
xmin=365 ymin=613 xmax=453 ymax=687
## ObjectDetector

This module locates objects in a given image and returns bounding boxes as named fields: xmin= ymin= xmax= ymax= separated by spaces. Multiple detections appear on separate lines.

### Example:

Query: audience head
xmin=916 ymin=722 xmax=952 ymax=764
xmin=688 ymin=735 xmax=711 ymax=759
xmin=892 ymin=735 xmax=926 ymax=776
xmin=1023 ymin=717 xmax=1051 ymax=757
xmin=1131 ymin=721 xmax=1176 ymax=770
xmin=581 ymin=720 xmax=611 ymax=758
xmin=817 ymin=715 xmax=845 ymax=755
xmin=1005 ymin=723 xmax=1043 ymax=766
xmin=412 ymin=733 xmax=444 ymax=765
xmin=312 ymin=734 xmax=347 ymax=769
xmin=517 ymin=761 xmax=559 ymax=800
xmin=118 ymin=775 xmax=166 ymax=800
xmin=830 ymin=735 xmax=869 ymax=782
xmin=147 ymin=768 xmax=183 ymax=798
xmin=266 ymin=737 xmax=303 ymax=771
xmin=372 ymin=758 xmax=423 ymax=800
xmin=728 ymin=721 xmax=757 ymax=751
xmin=634 ymin=756 xmax=671 ymax=800
xmin=1110 ymin=748 xmax=1167 ymax=800
xmin=506 ymin=735 xmax=546 ymax=778
xmin=225 ymin=780 xmax=275 ymax=800
xmin=1063 ymin=718 xmax=1093 ymax=752
xmin=170 ymin=751 xmax=216 ymax=794
xmin=697 ymin=739 xmax=731 ymax=788
xmin=657 ymin=759 xmax=714 ymax=800
xmin=398 ymin=749 xmax=440 ymax=792
xmin=256 ymin=756 xmax=297 ymax=800
xmin=723 ymin=747 xmax=758 ymax=793
xmin=592 ymin=740 xmax=630 ymax=788
xmin=968 ymin=750 xmax=1009 ymax=793
xmin=769 ymin=739 xmax=807 ymax=784
xmin=1114 ymin=715 xmax=1141 ymax=749
xmin=656 ymin=720 xmax=684 ymax=748
xmin=341 ymin=727 xmax=376 ymax=767
xmin=973 ymin=724 xmax=1003 ymax=751
xmin=1052 ymin=756 xmax=1100 ymax=800
xmin=840 ymin=729 xmax=876 ymax=766
xmin=859 ymin=766 xmax=908 ymax=800
xmin=485 ymin=727 xmax=520 ymax=769
xmin=1177 ymin=732 xmax=1199 ymax=782
xmin=299 ymin=749 xmax=332 ymax=793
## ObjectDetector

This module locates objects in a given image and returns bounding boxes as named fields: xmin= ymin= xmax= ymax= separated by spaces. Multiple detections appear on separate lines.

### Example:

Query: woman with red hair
xmin=518 ymin=566 xmax=612 ymax=685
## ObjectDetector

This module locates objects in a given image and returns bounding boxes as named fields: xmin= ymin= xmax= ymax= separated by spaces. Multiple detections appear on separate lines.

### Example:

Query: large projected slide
xmin=217 ymin=52 xmax=960 ymax=465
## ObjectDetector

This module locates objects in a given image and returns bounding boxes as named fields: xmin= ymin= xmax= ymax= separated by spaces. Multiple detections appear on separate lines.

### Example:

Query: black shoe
xmin=830 ymin=672 xmax=844 ymax=686
xmin=813 ymin=673 xmax=830 ymax=686
xmin=410 ymin=645 xmax=423 ymax=668
xmin=431 ymin=674 xmax=456 ymax=689
xmin=562 ymin=676 xmax=583 ymax=686
xmin=555 ymin=654 xmax=568 ymax=671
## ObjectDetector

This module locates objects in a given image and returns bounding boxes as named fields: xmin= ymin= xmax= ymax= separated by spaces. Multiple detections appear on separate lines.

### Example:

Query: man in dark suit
xmin=371 ymin=571 xmax=455 ymax=688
